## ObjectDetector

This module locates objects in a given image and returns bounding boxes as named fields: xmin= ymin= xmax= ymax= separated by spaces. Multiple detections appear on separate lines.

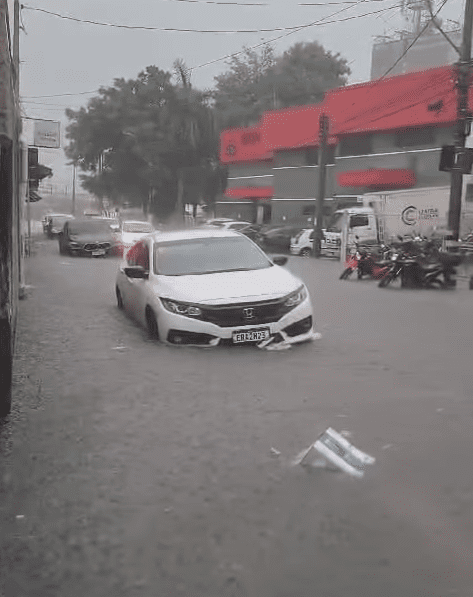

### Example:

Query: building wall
xmin=370 ymin=30 xmax=462 ymax=80
xmin=218 ymin=121 xmax=457 ymax=226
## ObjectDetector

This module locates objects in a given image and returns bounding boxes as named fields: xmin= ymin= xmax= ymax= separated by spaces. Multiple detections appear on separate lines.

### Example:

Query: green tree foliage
xmin=65 ymin=65 xmax=225 ymax=220
xmin=213 ymin=41 xmax=351 ymax=129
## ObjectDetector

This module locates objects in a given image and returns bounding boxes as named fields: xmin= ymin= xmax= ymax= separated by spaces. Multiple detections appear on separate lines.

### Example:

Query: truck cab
xmin=324 ymin=207 xmax=377 ymax=255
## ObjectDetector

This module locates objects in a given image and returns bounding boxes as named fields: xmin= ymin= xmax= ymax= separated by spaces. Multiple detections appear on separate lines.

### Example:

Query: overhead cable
xmin=22 ymin=3 xmax=401 ymax=34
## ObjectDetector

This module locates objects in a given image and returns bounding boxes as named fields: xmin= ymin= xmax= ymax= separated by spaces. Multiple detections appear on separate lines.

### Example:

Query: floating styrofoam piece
xmin=258 ymin=330 xmax=322 ymax=351
xmin=293 ymin=427 xmax=375 ymax=478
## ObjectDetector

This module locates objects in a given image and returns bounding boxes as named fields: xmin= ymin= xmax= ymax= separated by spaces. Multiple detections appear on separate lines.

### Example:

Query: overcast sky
xmin=17 ymin=0 xmax=466 ymax=185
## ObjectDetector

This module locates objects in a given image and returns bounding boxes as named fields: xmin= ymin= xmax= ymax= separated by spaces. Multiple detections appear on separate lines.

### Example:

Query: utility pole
xmin=72 ymin=161 xmax=76 ymax=215
xmin=313 ymin=113 xmax=329 ymax=258
xmin=448 ymin=0 xmax=473 ymax=242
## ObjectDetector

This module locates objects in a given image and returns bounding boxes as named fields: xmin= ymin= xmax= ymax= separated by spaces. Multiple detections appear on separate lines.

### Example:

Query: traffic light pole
xmin=313 ymin=113 xmax=329 ymax=258
xmin=448 ymin=0 xmax=473 ymax=242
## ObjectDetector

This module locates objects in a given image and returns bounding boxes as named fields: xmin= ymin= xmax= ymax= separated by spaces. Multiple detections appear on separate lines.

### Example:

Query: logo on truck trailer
xmin=401 ymin=205 xmax=440 ymax=226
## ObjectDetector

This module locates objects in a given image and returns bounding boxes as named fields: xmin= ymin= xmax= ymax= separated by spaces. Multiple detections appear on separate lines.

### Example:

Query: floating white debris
xmin=293 ymin=427 xmax=375 ymax=478
xmin=258 ymin=330 xmax=322 ymax=351
xmin=269 ymin=447 xmax=281 ymax=457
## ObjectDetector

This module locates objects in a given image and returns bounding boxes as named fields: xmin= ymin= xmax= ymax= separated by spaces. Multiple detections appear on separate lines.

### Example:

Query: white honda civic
xmin=115 ymin=228 xmax=314 ymax=346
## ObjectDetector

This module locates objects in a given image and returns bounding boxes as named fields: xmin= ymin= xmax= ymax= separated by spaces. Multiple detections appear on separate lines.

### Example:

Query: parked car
xmin=258 ymin=225 xmax=306 ymax=252
xmin=58 ymin=218 xmax=116 ymax=257
xmin=115 ymin=228 xmax=313 ymax=347
xmin=290 ymin=228 xmax=331 ymax=257
xmin=44 ymin=214 xmax=74 ymax=239
xmin=113 ymin=220 xmax=155 ymax=258
xmin=204 ymin=218 xmax=254 ymax=231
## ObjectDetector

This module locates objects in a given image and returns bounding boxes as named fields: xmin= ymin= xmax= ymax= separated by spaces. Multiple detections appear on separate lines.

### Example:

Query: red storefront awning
xmin=337 ymin=168 xmax=416 ymax=189
xmin=225 ymin=186 xmax=274 ymax=199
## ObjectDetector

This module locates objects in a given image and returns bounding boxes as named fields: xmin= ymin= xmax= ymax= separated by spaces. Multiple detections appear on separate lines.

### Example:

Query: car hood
xmin=154 ymin=266 xmax=303 ymax=305
xmin=70 ymin=233 xmax=113 ymax=242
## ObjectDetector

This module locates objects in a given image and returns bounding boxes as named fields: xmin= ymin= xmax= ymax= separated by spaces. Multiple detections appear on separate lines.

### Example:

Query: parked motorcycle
xmin=378 ymin=237 xmax=461 ymax=289
xmin=339 ymin=244 xmax=389 ymax=281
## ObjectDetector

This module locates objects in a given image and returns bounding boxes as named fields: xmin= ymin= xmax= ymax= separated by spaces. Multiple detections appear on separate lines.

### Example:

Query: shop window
xmin=339 ymin=135 xmax=373 ymax=157
xmin=306 ymin=146 xmax=335 ymax=165
xmin=302 ymin=206 xmax=315 ymax=217
xmin=396 ymin=127 xmax=435 ymax=148
xmin=306 ymin=147 xmax=318 ymax=166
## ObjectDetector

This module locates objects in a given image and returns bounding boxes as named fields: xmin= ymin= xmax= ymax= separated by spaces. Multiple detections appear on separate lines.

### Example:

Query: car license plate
xmin=232 ymin=328 xmax=270 ymax=344
xmin=92 ymin=249 xmax=106 ymax=256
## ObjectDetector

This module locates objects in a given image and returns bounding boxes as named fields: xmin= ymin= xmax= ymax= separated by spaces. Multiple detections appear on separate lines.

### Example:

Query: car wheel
xmin=145 ymin=307 xmax=160 ymax=340
xmin=426 ymin=279 xmax=445 ymax=289
xmin=116 ymin=287 xmax=124 ymax=310
xmin=378 ymin=272 xmax=394 ymax=288
xmin=300 ymin=248 xmax=311 ymax=257
xmin=339 ymin=267 xmax=354 ymax=280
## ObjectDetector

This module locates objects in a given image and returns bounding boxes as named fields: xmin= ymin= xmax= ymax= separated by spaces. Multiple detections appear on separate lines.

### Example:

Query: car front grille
xmin=199 ymin=297 xmax=294 ymax=328
xmin=83 ymin=242 xmax=111 ymax=251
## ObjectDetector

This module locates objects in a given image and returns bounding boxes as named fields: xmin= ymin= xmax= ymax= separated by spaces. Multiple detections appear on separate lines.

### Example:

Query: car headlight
xmin=160 ymin=298 xmax=203 ymax=317
xmin=284 ymin=286 xmax=308 ymax=308
xmin=69 ymin=242 xmax=80 ymax=247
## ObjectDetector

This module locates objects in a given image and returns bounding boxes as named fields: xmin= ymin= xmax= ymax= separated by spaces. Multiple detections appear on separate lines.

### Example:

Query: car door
xmin=121 ymin=241 xmax=150 ymax=321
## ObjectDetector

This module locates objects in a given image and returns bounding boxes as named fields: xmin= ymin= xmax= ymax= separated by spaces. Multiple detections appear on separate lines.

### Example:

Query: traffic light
xmin=439 ymin=145 xmax=455 ymax=172
xmin=439 ymin=145 xmax=473 ymax=174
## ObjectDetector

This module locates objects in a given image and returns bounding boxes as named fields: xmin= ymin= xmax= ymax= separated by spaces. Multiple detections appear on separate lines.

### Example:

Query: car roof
xmin=335 ymin=206 xmax=372 ymax=214
xmin=149 ymin=228 xmax=242 ymax=243
xmin=122 ymin=220 xmax=153 ymax=226
xmin=69 ymin=218 xmax=112 ymax=225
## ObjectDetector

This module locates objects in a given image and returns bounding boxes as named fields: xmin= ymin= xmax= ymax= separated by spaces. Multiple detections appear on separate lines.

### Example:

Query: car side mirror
xmin=124 ymin=266 xmax=149 ymax=279
xmin=273 ymin=255 xmax=288 ymax=266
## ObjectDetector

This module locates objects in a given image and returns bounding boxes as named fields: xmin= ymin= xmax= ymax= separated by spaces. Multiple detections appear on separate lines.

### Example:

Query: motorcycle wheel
xmin=426 ymin=279 xmax=445 ymax=289
xmin=378 ymin=272 xmax=394 ymax=288
xmin=339 ymin=267 xmax=353 ymax=280
xmin=357 ymin=268 xmax=363 ymax=280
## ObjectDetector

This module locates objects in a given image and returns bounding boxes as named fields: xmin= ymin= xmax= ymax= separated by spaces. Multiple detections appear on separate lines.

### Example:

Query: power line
xmin=22 ymin=2 xmax=401 ymax=34
xmin=299 ymin=0 xmax=390 ymax=4
xmin=380 ymin=0 xmax=450 ymax=79
xmin=22 ymin=90 xmax=98 ymax=99
xmin=191 ymin=2 xmax=401 ymax=70
xmin=165 ymin=0 xmax=268 ymax=4
xmin=20 ymin=0 xmax=400 ymax=100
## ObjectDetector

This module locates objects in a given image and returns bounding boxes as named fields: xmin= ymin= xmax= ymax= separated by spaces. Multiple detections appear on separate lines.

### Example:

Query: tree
xmin=212 ymin=41 xmax=351 ymax=129
xmin=65 ymin=65 xmax=220 ymax=221
xmin=212 ymin=45 xmax=276 ymax=128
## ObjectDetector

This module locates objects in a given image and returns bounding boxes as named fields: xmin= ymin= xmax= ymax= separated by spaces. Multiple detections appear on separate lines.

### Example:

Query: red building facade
xmin=218 ymin=65 xmax=471 ymax=226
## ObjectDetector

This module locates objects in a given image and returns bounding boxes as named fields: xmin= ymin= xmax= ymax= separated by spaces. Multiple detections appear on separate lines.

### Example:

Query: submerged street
xmin=1 ymin=232 xmax=473 ymax=597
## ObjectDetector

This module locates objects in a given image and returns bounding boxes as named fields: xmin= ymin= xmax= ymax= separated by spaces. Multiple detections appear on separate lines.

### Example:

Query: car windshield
xmin=52 ymin=216 xmax=71 ymax=225
xmin=326 ymin=213 xmax=344 ymax=233
xmin=122 ymin=222 xmax=154 ymax=234
xmin=154 ymin=236 xmax=272 ymax=276
xmin=69 ymin=220 xmax=112 ymax=234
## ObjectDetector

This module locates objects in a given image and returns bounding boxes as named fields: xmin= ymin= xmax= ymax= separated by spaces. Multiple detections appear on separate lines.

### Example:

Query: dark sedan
xmin=258 ymin=225 xmax=306 ymax=252
xmin=58 ymin=219 xmax=116 ymax=257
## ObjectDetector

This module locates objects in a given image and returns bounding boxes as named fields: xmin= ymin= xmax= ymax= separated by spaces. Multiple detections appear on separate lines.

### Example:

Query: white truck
xmin=323 ymin=186 xmax=452 ymax=259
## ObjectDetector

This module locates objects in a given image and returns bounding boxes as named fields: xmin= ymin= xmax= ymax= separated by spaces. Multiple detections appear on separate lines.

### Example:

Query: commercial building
xmin=217 ymin=64 xmax=473 ymax=234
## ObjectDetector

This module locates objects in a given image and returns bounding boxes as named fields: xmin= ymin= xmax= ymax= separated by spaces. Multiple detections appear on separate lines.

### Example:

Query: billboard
xmin=33 ymin=119 xmax=60 ymax=148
